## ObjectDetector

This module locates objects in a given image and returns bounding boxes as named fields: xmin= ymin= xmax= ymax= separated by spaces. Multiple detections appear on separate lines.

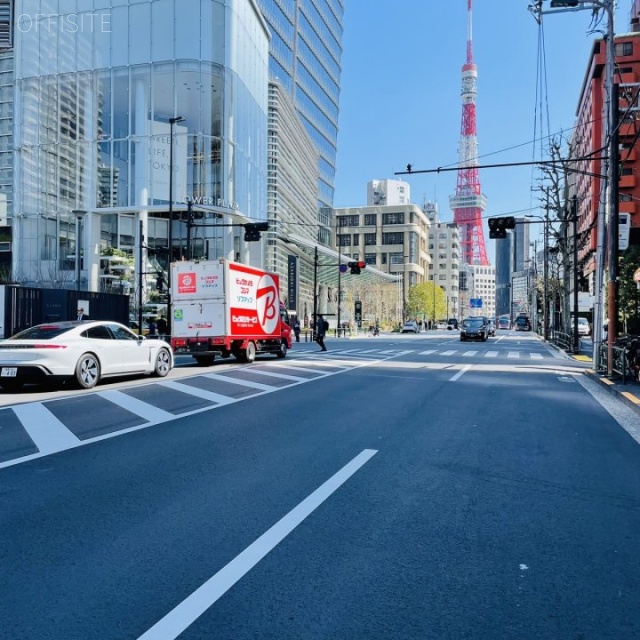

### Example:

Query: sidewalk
xmin=545 ymin=335 xmax=640 ymax=416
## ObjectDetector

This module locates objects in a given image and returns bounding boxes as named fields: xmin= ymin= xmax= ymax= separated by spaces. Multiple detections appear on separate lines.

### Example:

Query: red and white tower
xmin=449 ymin=0 xmax=489 ymax=266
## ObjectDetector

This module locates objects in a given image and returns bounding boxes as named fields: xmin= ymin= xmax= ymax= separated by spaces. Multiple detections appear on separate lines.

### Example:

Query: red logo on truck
xmin=178 ymin=273 xmax=197 ymax=294
xmin=256 ymin=274 xmax=279 ymax=334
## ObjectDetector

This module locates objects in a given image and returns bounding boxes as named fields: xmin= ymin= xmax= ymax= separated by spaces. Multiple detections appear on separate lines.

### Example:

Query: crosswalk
xmin=0 ymin=346 xmax=552 ymax=469
xmin=298 ymin=348 xmax=548 ymax=360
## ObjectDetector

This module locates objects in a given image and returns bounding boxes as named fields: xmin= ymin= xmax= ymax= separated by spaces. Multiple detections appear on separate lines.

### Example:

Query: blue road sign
xmin=470 ymin=298 xmax=483 ymax=308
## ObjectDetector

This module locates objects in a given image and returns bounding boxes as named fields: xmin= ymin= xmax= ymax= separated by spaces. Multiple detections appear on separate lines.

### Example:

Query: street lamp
xmin=166 ymin=115 xmax=185 ymax=335
xmin=72 ymin=209 xmax=87 ymax=291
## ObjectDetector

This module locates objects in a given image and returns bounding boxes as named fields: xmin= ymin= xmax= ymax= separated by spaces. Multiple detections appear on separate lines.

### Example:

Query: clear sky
xmin=333 ymin=0 xmax=634 ymax=262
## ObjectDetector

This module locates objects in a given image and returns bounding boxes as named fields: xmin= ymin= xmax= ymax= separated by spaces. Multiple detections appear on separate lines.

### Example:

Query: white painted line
xmin=99 ymin=390 xmax=175 ymax=423
xmin=136 ymin=449 xmax=378 ymax=640
xmin=485 ymin=351 xmax=499 ymax=358
xmin=358 ymin=349 xmax=379 ymax=353
xmin=11 ymin=403 xmax=80 ymax=454
xmin=530 ymin=353 xmax=543 ymax=360
xmin=449 ymin=365 xmax=472 ymax=381
xmin=203 ymin=372 xmax=281 ymax=389
xmin=462 ymin=351 xmax=478 ymax=357
xmin=419 ymin=350 xmax=437 ymax=355
xmin=507 ymin=351 xmax=520 ymax=359
xmin=160 ymin=380 xmax=236 ymax=405
xmin=441 ymin=350 xmax=457 ymax=356
xmin=234 ymin=369 xmax=302 ymax=383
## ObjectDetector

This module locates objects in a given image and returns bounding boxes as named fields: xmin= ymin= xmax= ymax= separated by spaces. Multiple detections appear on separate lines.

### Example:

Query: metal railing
xmin=597 ymin=343 xmax=629 ymax=383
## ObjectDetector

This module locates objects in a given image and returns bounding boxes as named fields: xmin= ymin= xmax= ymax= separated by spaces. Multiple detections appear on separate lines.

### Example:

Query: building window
xmin=615 ymin=42 xmax=633 ymax=56
xmin=338 ymin=234 xmax=351 ymax=246
xmin=364 ymin=253 xmax=376 ymax=265
xmin=390 ymin=252 xmax=404 ymax=265
xmin=353 ymin=234 xmax=359 ymax=245
xmin=364 ymin=233 xmax=376 ymax=245
xmin=339 ymin=215 xmax=359 ymax=226
xmin=382 ymin=232 xmax=404 ymax=245
xmin=364 ymin=213 xmax=377 ymax=226
xmin=381 ymin=253 xmax=387 ymax=264
xmin=382 ymin=212 xmax=404 ymax=225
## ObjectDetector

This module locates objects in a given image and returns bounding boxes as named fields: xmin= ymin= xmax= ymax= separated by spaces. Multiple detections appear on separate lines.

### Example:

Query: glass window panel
xmin=129 ymin=2 xmax=151 ymax=64
xmin=151 ymin=0 xmax=174 ymax=61
xmin=176 ymin=1 xmax=201 ymax=59
xmin=110 ymin=6 xmax=129 ymax=67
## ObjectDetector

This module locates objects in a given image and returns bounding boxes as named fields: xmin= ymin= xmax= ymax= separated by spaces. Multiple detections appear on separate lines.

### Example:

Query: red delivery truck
xmin=170 ymin=259 xmax=293 ymax=365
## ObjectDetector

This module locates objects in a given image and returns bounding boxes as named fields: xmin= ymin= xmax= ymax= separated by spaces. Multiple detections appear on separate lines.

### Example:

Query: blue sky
xmin=333 ymin=0 xmax=634 ymax=262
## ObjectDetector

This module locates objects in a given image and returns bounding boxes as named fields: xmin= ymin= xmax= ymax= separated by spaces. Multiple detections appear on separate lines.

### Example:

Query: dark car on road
xmin=460 ymin=317 xmax=488 ymax=342
xmin=514 ymin=316 xmax=531 ymax=331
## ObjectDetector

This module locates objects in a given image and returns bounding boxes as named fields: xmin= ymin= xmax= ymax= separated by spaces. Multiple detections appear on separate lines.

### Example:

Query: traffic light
xmin=348 ymin=260 xmax=366 ymax=275
xmin=488 ymin=216 xmax=516 ymax=239
xmin=354 ymin=300 xmax=362 ymax=324
xmin=244 ymin=221 xmax=269 ymax=242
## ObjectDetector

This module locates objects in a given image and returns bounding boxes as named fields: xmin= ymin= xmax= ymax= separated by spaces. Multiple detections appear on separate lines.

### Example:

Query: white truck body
xmin=170 ymin=259 xmax=292 ymax=364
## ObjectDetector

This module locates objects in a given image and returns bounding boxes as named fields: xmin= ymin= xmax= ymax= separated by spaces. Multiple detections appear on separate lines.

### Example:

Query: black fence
xmin=1 ymin=285 xmax=129 ymax=338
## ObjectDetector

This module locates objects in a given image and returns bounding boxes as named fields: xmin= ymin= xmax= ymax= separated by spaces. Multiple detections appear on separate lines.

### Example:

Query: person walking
xmin=148 ymin=317 xmax=157 ymax=336
xmin=156 ymin=316 xmax=168 ymax=338
xmin=315 ymin=313 xmax=328 ymax=352
xmin=76 ymin=307 xmax=89 ymax=321
xmin=293 ymin=318 xmax=301 ymax=342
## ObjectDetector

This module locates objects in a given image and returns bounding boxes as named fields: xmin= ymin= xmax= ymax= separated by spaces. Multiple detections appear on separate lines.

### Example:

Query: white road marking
xmin=449 ymin=365 xmax=472 ymax=381
xmin=486 ymin=351 xmax=498 ymax=358
xmin=11 ymin=403 xmax=80 ymax=454
xmin=462 ymin=351 xmax=478 ymax=357
xmin=419 ymin=350 xmax=437 ymax=355
xmin=203 ymin=372 xmax=281 ymax=389
xmin=99 ymin=390 xmax=175 ymax=423
xmin=161 ymin=380 xmax=236 ymax=405
xmin=530 ymin=353 xmax=543 ymax=360
xmin=441 ymin=350 xmax=457 ymax=356
xmin=507 ymin=351 xmax=520 ymax=359
xmin=136 ymin=449 xmax=379 ymax=640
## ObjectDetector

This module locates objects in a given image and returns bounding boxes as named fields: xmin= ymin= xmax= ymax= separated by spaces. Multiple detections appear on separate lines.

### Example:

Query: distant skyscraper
xmin=255 ymin=0 xmax=344 ymax=209
xmin=449 ymin=0 xmax=489 ymax=266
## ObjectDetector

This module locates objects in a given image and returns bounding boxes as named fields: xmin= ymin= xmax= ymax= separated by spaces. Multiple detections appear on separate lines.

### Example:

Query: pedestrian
xmin=293 ymin=317 xmax=301 ymax=342
xmin=315 ymin=313 xmax=328 ymax=352
xmin=76 ymin=307 xmax=89 ymax=321
xmin=148 ymin=317 xmax=157 ymax=336
xmin=156 ymin=316 xmax=167 ymax=338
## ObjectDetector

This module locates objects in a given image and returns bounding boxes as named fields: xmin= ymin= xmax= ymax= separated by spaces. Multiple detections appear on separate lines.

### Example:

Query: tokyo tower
xmin=449 ymin=0 xmax=489 ymax=266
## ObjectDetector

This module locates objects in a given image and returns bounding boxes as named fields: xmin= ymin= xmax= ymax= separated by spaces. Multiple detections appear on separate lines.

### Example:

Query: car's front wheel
xmin=75 ymin=353 xmax=100 ymax=389
xmin=154 ymin=348 xmax=172 ymax=377
xmin=276 ymin=340 xmax=288 ymax=358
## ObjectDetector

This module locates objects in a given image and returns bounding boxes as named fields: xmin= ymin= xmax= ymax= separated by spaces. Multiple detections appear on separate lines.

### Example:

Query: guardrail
xmin=597 ymin=343 xmax=629 ymax=384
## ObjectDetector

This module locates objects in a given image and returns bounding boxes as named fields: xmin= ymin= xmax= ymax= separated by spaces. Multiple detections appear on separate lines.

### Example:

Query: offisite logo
xmin=256 ymin=274 xmax=279 ymax=334
xmin=178 ymin=273 xmax=197 ymax=295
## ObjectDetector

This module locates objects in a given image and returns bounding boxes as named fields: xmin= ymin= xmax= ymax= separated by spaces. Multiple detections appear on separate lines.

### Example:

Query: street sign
xmin=470 ymin=298 xmax=483 ymax=308
xmin=619 ymin=213 xmax=631 ymax=251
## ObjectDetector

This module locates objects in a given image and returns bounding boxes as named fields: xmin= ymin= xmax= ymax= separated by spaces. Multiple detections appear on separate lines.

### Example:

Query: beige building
xmin=423 ymin=201 xmax=461 ymax=320
xmin=333 ymin=202 xmax=431 ymax=320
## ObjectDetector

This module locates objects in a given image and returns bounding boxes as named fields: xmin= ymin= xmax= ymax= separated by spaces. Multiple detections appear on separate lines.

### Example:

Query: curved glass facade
xmin=12 ymin=0 xmax=269 ymax=286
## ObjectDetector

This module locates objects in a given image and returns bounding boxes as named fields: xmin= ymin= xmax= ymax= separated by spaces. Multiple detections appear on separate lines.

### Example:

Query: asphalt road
xmin=1 ymin=330 xmax=639 ymax=639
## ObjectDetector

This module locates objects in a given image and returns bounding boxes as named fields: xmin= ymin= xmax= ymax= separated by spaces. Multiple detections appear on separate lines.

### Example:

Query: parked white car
xmin=577 ymin=317 xmax=591 ymax=336
xmin=0 ymin=320 xmax=173 ymax=391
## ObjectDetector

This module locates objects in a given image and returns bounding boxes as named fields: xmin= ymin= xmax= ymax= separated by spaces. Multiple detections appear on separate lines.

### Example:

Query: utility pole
xmin=572 ymin=195 xmax=580 ymax=353
xmin=312 ymin=246 xmax=318 ymax=340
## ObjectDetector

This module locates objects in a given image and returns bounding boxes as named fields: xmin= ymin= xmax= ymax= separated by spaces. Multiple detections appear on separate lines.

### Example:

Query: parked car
xmin=514 ymin=316 xmax=531 ymax=331
xmin=447 ymin=318 xmax=459 ymax=330
xmin=0 ymin=320 xmax=173 ymax=391
xmin=401 ymin=320 xmax=420 ymax=334
xmin=436 ymin=320 xmax=448 ymax=330
xmin=460 ymin=317 xmax=488 ymax=342
xmin=577 ymin=317 xmax=591 ymax=336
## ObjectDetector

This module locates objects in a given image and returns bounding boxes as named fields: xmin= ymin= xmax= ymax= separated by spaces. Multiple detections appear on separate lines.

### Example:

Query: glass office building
xmin=11 ymin=0 xmax=269 ymax=288
xmin=256 ymin=0 xmax=344 ymax=211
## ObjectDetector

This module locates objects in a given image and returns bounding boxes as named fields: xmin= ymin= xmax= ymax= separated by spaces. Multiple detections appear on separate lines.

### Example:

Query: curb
xmin=584 ymin=369 xmax=640 ymax=415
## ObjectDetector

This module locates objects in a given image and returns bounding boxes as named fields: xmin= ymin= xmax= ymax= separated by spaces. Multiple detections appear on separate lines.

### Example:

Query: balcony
xmin=619 ymin=174 xmax=636 ymax=189
xmin=619 ymin=199 xmax=636 ymax=214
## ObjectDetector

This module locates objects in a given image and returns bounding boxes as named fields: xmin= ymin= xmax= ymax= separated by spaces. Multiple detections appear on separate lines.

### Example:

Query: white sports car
xmin=0 ymin=320 xmax=173 ymax=391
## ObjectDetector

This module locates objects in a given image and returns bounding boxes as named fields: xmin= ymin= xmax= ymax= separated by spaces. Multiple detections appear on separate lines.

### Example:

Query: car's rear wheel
xmin=276 ymin=340 xmax=288 ymax=358
xmin=154 ymin=348 xmax=172 ymax=377
xmin=75 ymin=353 xmax=100 ymax=389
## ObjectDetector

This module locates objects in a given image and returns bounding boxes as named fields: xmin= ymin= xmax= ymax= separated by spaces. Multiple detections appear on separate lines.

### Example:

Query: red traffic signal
xmin=348 ymin=261 xmax=366 ymax=274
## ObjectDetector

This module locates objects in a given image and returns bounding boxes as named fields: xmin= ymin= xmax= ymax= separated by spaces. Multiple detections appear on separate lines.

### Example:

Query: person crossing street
xmin=315 ymin=313 xmax=328 ymax=352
